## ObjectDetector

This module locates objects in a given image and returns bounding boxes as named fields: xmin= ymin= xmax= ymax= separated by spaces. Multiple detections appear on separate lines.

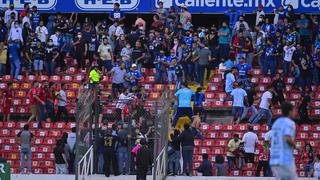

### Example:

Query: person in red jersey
xmin=27 ymin=81 xmax=42 ymax=123
xmin=2 ymin=83 xmax=13 ymax=121
xmin=45 ymin=82 xmax=56 ymax=122
xmin=37 ymin=81 xmax=47 ymax=128
xmin=256 ymin=142 xmax=270 ymax=177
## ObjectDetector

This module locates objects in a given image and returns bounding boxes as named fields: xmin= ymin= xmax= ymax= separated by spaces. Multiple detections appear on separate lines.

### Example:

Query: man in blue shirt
xmin=109 ymin=3 xmax=125 ymax=22
xmin=125 ymin=64 xmax=142 ymax=89
xmin=172 ymin=83 xmax=195 ymax=128
xmin=264 ymin=38 xmax=276 ymax=78
xmin=167 ymin=50 xmax=177 ymax=85
xmin=237 ymin=57 xmax=251 ymax=82
xmin=270 ymin=102 xmax=298 ymax=180
xmin=154 ymin=49 xmax=167 ymax=84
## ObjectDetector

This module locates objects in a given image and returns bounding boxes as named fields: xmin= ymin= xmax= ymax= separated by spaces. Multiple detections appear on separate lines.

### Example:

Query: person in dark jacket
xmin=168 ymin=129 xmax=181 ymax=176
xmin=178 ymin=123 xmax=203 ymax=176
xmin=103 ymin=128 xmax=119 ymax=177
xmin=136 ymin=138 xmax=151 ymax=180
xmin=196 ymin=154 xmax=212 ymax=176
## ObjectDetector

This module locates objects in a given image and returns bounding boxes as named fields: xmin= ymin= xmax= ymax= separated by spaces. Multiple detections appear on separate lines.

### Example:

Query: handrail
xmin=77 ymin=145 xmax=94 ymax=180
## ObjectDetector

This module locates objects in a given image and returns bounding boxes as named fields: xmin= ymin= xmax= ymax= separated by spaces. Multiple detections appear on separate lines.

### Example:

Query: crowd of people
xmin=0 ymin=0 xmax=319 ymax=179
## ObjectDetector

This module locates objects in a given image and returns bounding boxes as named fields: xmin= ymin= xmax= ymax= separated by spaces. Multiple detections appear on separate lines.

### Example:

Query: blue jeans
xmin=46 ymin=62 xmax=56 ymax=76
xmin=219 ymin=44 xmax=230 ymax=59
xmin=231 ymin=106 xmax=244 ymax=120
xmin=194 ymin=62 xmax=199 ymax=83
xmin=10 ymin=57 xmax=20 ymax=79
xmin=258 ymin=56 xmax=265 ymax=71
xmin=168 ymin=69 xmax=176 ymax=85
xmin=168 ymin=151 xmax=180 ymax=174
xmin=241 ymin=105 xmax=258 ymax=122
xmin=38 ymin=104 xmax=46 ymax=124
xmin=263 ymin=58 xmax=276 ymax=78
xmin=313 ymin=68 xmax=319 ymax=86
xmin=20 ymin=147 xmax=31 ymax=173
xmin=176 ymin=76 xmax=182 ymax=91
xmin=227 ymin=156 xmax=235 ymax=172
xmin=104 ymin=60 xmax=112 ymax=72
xmin=197 ymin=64 xmax=207 ymax=86
xmin=251 ymin=108 xmax=273 ymax=128
xmin=186 ymin=62 xmax=194 ymax=81
xmin=55 ymin=164 xmax=68 ymax=174
xmin=117 ymin=147 xmax=129 ymax=175
xmin=283 ymin=61 xmax=291 ymax=76
xmin=98 ymin=153 xmax=104 ymax=174
xmin=182 ymin=146 xmax=193 ymax=175
xmin=155 ymin=69 xmax=166 ymax=84
xmin=304 ymin=163 xmax=313 ymax=177
xmin=173 ymin=107 xmax=193 ymax=127
xmin=33 ymin=59 xmax=44 ymax=71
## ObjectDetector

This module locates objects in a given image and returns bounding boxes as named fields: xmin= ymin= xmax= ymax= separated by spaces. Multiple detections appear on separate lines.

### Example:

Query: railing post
xmin=90 ymin=147 xmax=93 ymax=175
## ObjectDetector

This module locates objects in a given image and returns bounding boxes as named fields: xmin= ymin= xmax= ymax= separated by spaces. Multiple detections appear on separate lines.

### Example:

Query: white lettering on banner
xmin=75 ymin=0 xmax=140 ymax=10
xmin=0 ymin=0 xmax=57 ymax=10
xmin=301 ymin=0 xmax=320 ymax=9
xmin=0 ymin=164 xmax=4 ymax=173
xmin=175 ymin=0 xmax=276 ymax=8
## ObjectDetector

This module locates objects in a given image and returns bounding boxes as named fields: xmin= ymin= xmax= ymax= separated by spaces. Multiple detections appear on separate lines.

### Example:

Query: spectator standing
xmin=37 ymin=83 xmax=46 ymax=128
xmin=197 ymin=42 xmax=212 ymax=86
xmin=108 ymin=63 xmax=126 ymax=98
xmin=44 ymin=39 xmax=60 ymax=77
xmin=172 ymin=83 xmax=195 ymax=127
xmin=88 ymin=65 xmax=102 ymax=88
xmin=17 ymin=124 xmax=33 ymax=174
xmin=301 ymin=143 xmax=314 ymax=177
xmin=271 ymin=73 xmax=285 ymax=106
xmin=73 ymin=32 xmax=87 ymax=72
xmin=179 ymin=6 xmax=191 ymax=26
xmin=56 ymin=83 xmax=68 ymax=123
xmin=30 ymin=6 xmax=40 ymax=30
xmin=4 ymin=3 xmax=18 ymax=25
xmin=312 ymin=47 xmax=320 ymax=86
xmin=166 ymin=51 xmax=177 ymax=85
xmin=256 ymin=142 xmax=270 ymax=177
xmin=103 ymin=129 xmax=119 ymax=177
xmin=224 ymin=67 xmax=237 ymax=97
xmin=283 ymin=42 xmax=296 ymax=76
xmin=296 ymin=13 xmax=311 ymax=52
xmin=218 ymin=22 xmax=231 ymax=59
xmin=227 ymin=134 xmax=241 ymax=173
xmin=109 ymin=3 xmax=125 ymax=22
xmin=53 ymin=139 xmax=69 ymax=174
xmin=299 ymin=93 xmax=311 ymax=123
xmin=264 ymin=38 xmax=276 ymax=78
xmin=251 ymin=86 xmax=274 ymax=128
xmin=241 ymin=74 xmax=258 ymax=122
xmin=98 ymin=37 xmax=113 ymax=73
xmin=117 ymin=124 xmax=129 ymax=175
xmin=2 ymin=83 xmax=13 ymax=121
xmin=173 ymin=59 xmax=184 ymax=90
xmin=125 ymin=64 xmax=142 ymax=89
xmin=270 ymin=102 xmax=298 ymax=180
xmin=215 ymin=154 xmax=226 ymax=176
xmin=35 ymin=20 xmax=48 ymax=43
xmin=27 ymin=81 xmax=40 ymax=123
xmin=154 ymin=49 xmax=167 ymax=84
xmin=115 ymin=89 xmax=133 ymax=122
xmin=168 ymin=130 xmax=180 ymax=176
xmin=230 ymin=82 xmax=247 ymax=124
xmin=299 ymin=55 xmax=313 ymax=94
xmin=314 ymin=155 xmax=320 ymax=179
xmin=193 ymin=87 xmax=205 ymax=122
xmin=236 ymin=57 xmax=251 ymax=82
xmin=255 ymin=4 xmax=265 ymax=25
xmin=8 ymin=41 xmax=21 ymax=79
xmin=131 ymin=41 xmax=145 ymax=71
xmin=32 ymin=40 xmax=45 ymax=76
xmin=67 ymin=127 xmax=76 ymax=173
xmin=120 ymin=43 xmax=133 ymax=69
xmin=196 ymin=154 xmax=212 ymax=176
xmin=155 ymin=1 xmax=168 ymax=23
xmin=242 ymin=126 xmax=258 ymax=163
xmin=136 ymin=139 xmax=151 ymax=180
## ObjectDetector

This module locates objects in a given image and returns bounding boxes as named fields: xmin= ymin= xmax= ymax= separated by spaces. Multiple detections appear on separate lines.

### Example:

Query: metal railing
xmin=77 ymin=145 xmax=94 ymax=180
xmin=154 ymin=148 xmax=167 ymax=180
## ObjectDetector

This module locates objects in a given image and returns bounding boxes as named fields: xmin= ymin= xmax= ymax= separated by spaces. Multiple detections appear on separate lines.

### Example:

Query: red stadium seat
xmin=212 ymin=77 xmax=222 ymax=83
xmin=143 ymin=84 xmax=153 ymax=91
xmin=211 ymin=101 xmax=224 ymax=107
xmin=284 ymin=77 xmax=295 ymax=84
xmin=310 ymin=109 xmax=320 ymax=117
xmin=36 ymin=130 xmax=49 ymax=137
xmin=219 ymin=132 xmax=232 ymax=139
xmin=168 ymin=84 xmax=175 ymax=91
xmin=2 ymin=75 xmax=13 ymax=82
xmin=289 ymin=93 xmax=301 ymax=100
xmin=251 ymin=77 xmax=259 ymax=83
xmin=205 ymin=132 xmax=218 ymax=139
xmin=34 ymin=138 xmax=43 ymax=145
xmin=69 ymin=83 xmax=80 ymax=90
xmin=66 ymin=67 xmax=77 ymax=75
xmin=202 ymin=140 xmax=214 ymax=147
xmin=193 ymin=155 xmax=203 ymax=162
xmin=285 ymin=85 xmax=292 ymax=92
xmin=242 ymin=171 xmax=255 ymax=177
xmin=211 ymin=124 xmax=223 ymax=131
xmin=149 ymin=92 xmax=160 ymax=99
xmin=207 ymin=84 xmax=220 ymax=91
xmin=310 ymin=133 xmax=320 ymax=139
xmin=199 ymin=147 xmax=211 ymax=154
xmin=194 ymin=139 xmax=202 ymax=146
xmin=49 ymin=75 xmax=61 ymax=82
xmin=20 ymin=83 xmax=31 ymax=90
xmin=74 ymin=74 xmax=84 ymax=82
xmin=154 ymin=84 xmax=164 ymax=91
xmin=296 ymin=132 xmax=309 ymax=139
xmin=313 ymin=124 xmax=320 ymax=132
xmin=12 ymin=83 xmax=20 ymax=90
xmin=62 ymin=75 xmax=73 ymax=83
xmin=43 ymin=138 xmax=56 ymax=145
xmin=0 ymin=83 xmax=8 ymax=90
xmin=235 ymin=124 xmax=247 ymax=131
xmin=15 ymin=91 xmax=27 ymax=98
xmin=38 ymin=75 xmax=49 ymax=82
xmin=16 ymin=107 xmax=29 ymax=114
xmin=211 ymin=147 xmax=224 ymax=155
xmin=48 ymin=130 xmax=61 ymax=137
xmin=54 ymin=122 xmax=66 ymax=129
xmin=145 ymin=76 xmax=155 ymax=83
xmin=200 ymin=123 xmax=210 ymax=131
xmin=299 ymin=124 xmax=312 ymax=132
xmin=260 ymin=77 xmax=271 ymax=84
xmin=223 ymin=124 xmax=235 ymax=131
xmin=12 ymin=99 xmax=22 ymax=106
xmin=230 ymin=170 xmax=241 ymax=176
xmin=7 ymin=138 xmax=16 ymax=144
xmin=3 ymin=122 xmax=16 ymax=128
xmin=205 ymin=93 xmax=215 ymax=99
xmin=252 ymin=69 xmax=262 ymax=75
xmin=67 ymin=122 xmax=76 ymax=129
xmin=39 ymin=146 xmax=52 ymax=153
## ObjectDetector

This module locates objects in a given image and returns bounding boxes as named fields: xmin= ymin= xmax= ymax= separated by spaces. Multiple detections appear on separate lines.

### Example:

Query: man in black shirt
xmin=168 ymin=130 xmax=180 ymax=176
xmin=299 ymin=92 xmax=311 ymax=123
xmin=72 ymin=32 xmax=87 ymax=72
xmin=136 ymin=139 xmax=151 ymax=180
xmin=103 ymin=129 xmax=119 ymax=177
xmin=32 ymin=40 xmax=45 ymax=76
xmin=131 ymin=40 xmax=145 ymax=71
xmin=271 ymin=73 xmax=285 ymax=106
xmin=45 ymin=39 xmax=59 ymax=76
xmin=53 ymin=139 xmax=68 ymax=174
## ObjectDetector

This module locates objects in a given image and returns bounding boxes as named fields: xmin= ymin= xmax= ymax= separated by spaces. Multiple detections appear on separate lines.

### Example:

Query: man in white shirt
xmin=251 ymin=86 xmax=274 ymax=128
xmin=242 ymin=126 xmax=258 ymax=163
xmin=231 ymin=82 xmax=247 ymax=124
xmin=98 ymin=38 xmax=113 ymax=73
xmin=115 ymin=89 xmax=133 ymax=122
xmin=35 ymin=20 xmax=48 ymax=43
xmin=56 ymin=83 xmax=68 ymax=122
xmin=8 ymin=21 xmax=23 ymax=43
xmin=255 ymin=4 xmax=265 ymax=25
xmin=49 ymin=30 xmax=62 ymax=46
xmin=283 ymin=43 xmax=296 ymax=76
xmin=4 ymin=3 xmax=18 ymax=24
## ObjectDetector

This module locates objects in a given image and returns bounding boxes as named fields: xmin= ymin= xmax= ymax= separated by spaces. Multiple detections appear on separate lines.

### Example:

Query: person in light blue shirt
xmin=225 ymin=67 xmax=237 ymax=94
xmin=230 ymin=82 xmax=247 ymax=124
xmin=224 ymin=58 xmax=234 ymax=70
xmin=270 ymin=102 xmax=298 ymax=180
xmin=172 ymin=83 xmax=195 ymax=127
xmin=218 ymin=22 xmax=231 ymax=60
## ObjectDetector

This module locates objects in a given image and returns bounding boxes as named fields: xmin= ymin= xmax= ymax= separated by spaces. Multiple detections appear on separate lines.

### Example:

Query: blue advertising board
xmin=0 ymin=0 xmax=319 ymax=13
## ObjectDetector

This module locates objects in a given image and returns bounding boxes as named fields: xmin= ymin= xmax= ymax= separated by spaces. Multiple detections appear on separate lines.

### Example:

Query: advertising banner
xmin=0 ymin=0 xmax=318 ymax=14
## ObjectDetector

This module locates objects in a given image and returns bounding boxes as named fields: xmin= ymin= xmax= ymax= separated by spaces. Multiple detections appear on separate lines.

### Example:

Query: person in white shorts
xmin=269 ymin=102 xmax=298 ymax=180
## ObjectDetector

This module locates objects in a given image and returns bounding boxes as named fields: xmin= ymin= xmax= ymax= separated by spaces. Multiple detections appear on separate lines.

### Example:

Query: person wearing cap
xmin=109 ymin=3 xmax=125 ymax=22
xmin=230 ymin=82 xmax=248 ymax=124
xmin=237 ymin=56 xmax=251 ymax=82
xmin=178 ymin=5 xmax=191 ymax=26
xmin=125 ymin=64 xmax=142 ymax=89
xmin=172 ymin=83 xmax=195 ymax=127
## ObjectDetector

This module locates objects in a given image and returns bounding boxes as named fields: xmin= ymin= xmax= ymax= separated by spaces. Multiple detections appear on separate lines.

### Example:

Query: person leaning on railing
xmin=88 ymin=64 xmax=102 ymax=89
